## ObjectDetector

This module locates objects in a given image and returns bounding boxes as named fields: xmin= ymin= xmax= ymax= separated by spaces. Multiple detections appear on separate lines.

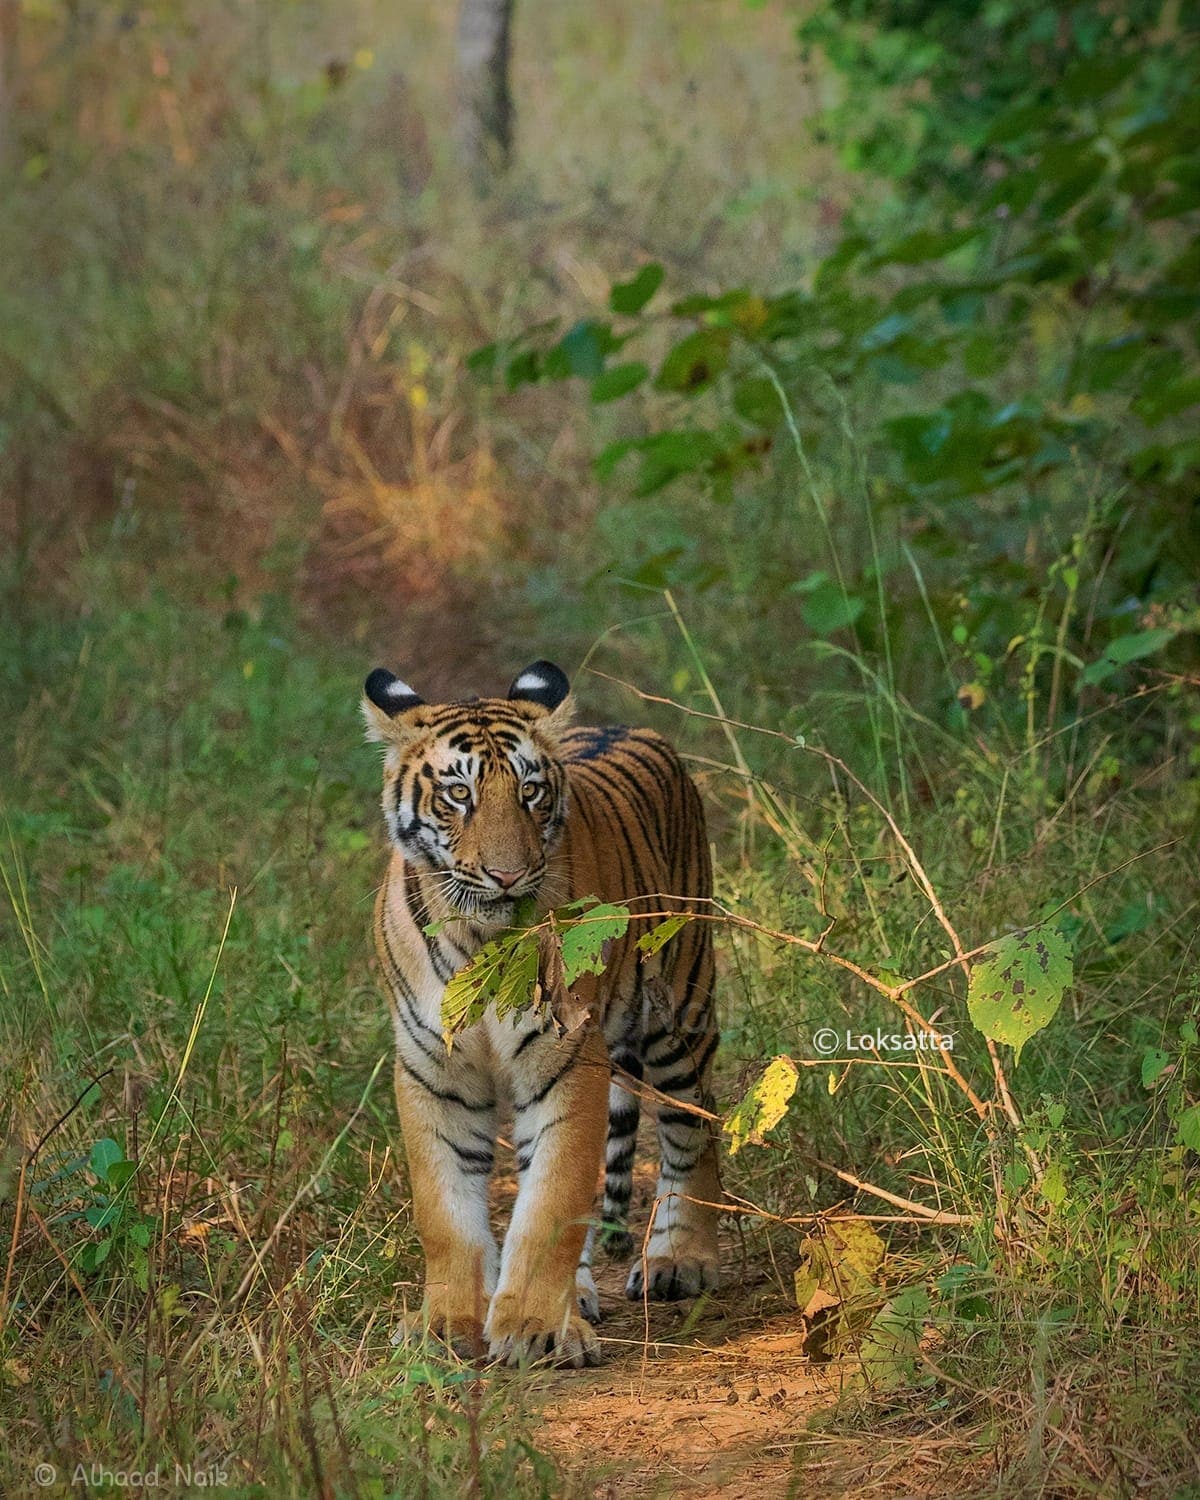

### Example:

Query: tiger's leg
xmin=576 ymin=1224 xmax=600 ymax=1325
xmin=626 ymin=976 xmax=721 ymax=1302
xmin=576 ymin=1064 xmax=640 ymax=1322
xmin=393 ymin=1059 xmax=499 ymax=1356
xmin=486 ymin=1024 xmax=608 ymax=1367
xmin=599 ymin=1044 xmax=642 ymax=1257
xmin=572 ymin=1030 xmax=643 ymax=1323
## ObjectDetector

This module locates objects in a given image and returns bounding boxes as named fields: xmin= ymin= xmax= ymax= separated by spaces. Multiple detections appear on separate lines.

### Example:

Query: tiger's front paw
xmin=625 ymin=1255 xmax=720 ymax=1302
xmin=486 ymin=1295 xmax=602 ymax=1369
xmin=392 ymin=1309 xmax=485 ymax=1362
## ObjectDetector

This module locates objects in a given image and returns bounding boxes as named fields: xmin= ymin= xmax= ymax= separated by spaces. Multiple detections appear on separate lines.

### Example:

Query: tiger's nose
xmin=485 ymin=867 xmax=527 ymax=890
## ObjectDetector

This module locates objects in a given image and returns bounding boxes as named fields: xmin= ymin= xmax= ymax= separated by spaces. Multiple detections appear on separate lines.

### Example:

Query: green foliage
xmin=857 ymin=1287 xmax=931 ymax=1392
xmin=478 ymin=0 xmax=1200 ymax=710
xmin=635 ymin=913 xmax=692 ymax=956
xmin=1141 ymin=1010 xmax=1200 ymax=1153
xmin=440 ymin=898 xmax=632 ymax=1042
xmin=3 ymin=0 xmax=1199 ymax=1487
xmin=967 ymin=924 xmax=1074 ymax=1065
xmin=0 ymin=590 xmax=562 ymax=1496
xmin=74 ymin=1136 xmax=156 ymax=1282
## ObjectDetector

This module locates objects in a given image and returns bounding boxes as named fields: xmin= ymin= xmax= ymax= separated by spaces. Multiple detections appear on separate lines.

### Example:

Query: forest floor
xmin=497 ymin=1141 xmax=829 ymax=1498
xmin=487 ymin=1124 xmax=977 ymax=1498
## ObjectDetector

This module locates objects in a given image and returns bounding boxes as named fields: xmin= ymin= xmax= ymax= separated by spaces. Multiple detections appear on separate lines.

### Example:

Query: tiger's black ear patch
xmin=507 ymin=660 xmax=570 ymax=712
xmin=364 ymin=668 xmax=424 ymax=716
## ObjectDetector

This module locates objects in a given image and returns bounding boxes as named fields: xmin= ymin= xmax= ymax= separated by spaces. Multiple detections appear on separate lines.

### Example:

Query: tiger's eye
xmin=443 ymin=784 xmax=471 ymax=805
xmin=521 ymin=782 xmax=544 ymax=805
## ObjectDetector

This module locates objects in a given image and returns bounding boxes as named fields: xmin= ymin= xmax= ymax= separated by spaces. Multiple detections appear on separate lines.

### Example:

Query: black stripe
xmin=660 ymin=1147 xmax=701 ymax=1171
xmin=645 ymin=1036 xmax=690 ymax=1071
xmin=573 ymin=762 xmax=660 ymax=858
xmin=398 ymin=1056 xmax=495 ymax=1112
xmin=611 ymin=1046 xmax=643 ymax=1076
xmin=514 ymin=1023 xmax=551 ymax=1058
xmin=657 ymin=1108 xmax=699 ymax=1129
xmin=574 ymin=774 xmax=653 ymax=893
xmin=512 ymin=1035 xmax=587 ymax=1111
xmin=514 ymin=1111 xmax=569 ymax=1173
xmin=378 ymin=906 xmax=417 ymax=1000
xmin=394 ymin=997 xmax=449 ymax=1069
xmin=436 ymin=1132 xmax=495 ymax=1175
xmin=606 ymin=1141 xmax=636 ymax=1173
xmin=650 ymin=1030 xmax=717 ymax=1090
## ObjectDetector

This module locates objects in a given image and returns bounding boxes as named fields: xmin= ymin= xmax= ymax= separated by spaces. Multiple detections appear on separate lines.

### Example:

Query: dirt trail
xmin=485 ymin=1129 xmax=851 ymax=1498
xmin=533 ymin=1243 xmax=837 ymax=1497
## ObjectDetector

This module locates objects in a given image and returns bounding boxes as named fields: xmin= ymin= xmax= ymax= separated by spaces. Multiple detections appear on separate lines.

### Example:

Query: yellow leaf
xmin=792 ymin=1217 xmax=888 ymax=1359
xmin=722 ymin=1056 xmax=799 ymax=1155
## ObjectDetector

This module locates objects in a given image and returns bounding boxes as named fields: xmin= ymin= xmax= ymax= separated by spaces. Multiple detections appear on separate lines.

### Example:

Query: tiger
xmin=362 ymin=659 xmax=721 ymax=1368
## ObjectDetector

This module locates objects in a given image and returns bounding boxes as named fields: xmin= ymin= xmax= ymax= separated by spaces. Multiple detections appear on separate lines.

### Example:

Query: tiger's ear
xmin=362 ymin=668 xmax=426 ymax=743
xmin=507 ymin=660 xmax=574 ymax=732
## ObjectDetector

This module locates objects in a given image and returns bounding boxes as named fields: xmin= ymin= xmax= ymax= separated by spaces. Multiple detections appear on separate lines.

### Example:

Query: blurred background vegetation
xmin=1 ymin=1 xmax=1198 ymax=1495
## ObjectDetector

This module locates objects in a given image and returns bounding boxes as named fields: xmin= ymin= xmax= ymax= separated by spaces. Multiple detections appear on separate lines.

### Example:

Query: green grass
xmin=0 ymin=592 xmax=569 ymax=1495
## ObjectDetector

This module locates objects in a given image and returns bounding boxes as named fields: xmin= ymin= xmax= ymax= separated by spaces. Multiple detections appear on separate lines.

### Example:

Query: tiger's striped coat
xmin=363 ymin=660 xmax=720 ymax=1368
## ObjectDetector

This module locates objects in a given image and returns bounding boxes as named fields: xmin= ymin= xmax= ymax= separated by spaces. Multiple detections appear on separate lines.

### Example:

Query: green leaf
xmin=89 ymin=1138 xmax=124 ymax=1183
xmin=636 ymin=914 xmax=691 ymax=956
xmin=793 ymin=1217 xmax=885 ymax=1315
xmin=610 ymin=263 xmax=664 ymax=315
xmin=1178 ymin=1105 xmax=1200 ymax=1153
xmin=491 ymin=939 xmax=539 ymax=1022
xmin=81 ymin=1238 xmax=113 ymax=1272
xmin=731 ymin=375 xmax=781 ymax=428
xmin=559 ymin=903 xmax=631 ymax=982
xmin=591 ymin=362 xmax=649 ymax=403
xmin=1040 ymin=1161 xmax=1069 ymax=1208
xmin=504 ymin=347 xmax=541 ymax=390
xmin=441 ymin=936 xmax=519 ymax=1038
xmin=967 ymin=925 xmax=1073 ymax=1065
xmin=107 ymin=1161 xmax=138 ymax=1190
xmin=873 ymin=228 xmax=980 ymax=266
xmin=858 ymin=1287 xmax=929 ymax=1391
xmin=655 ymin=329 xmax=731 ymax=394
xmin=1141 ymin=1047 xmax=1171 ymax=1088
xmin=599 ymin=428 xmax=724 ymax=496
xmin=544 ymin=320 xmax=618 ymax=380
xmin=1080 ymin=627 xmax=1175 ymax=686
xmin=723 ymin=1056 xmax=799 ymax=1155
xmin=794 ymin=573 xmax=864 ymax=634
xmin=1134 ymin=374 xmax=1200 ymax=427
xmin=466 ymin=340 xmax=500 ymax=377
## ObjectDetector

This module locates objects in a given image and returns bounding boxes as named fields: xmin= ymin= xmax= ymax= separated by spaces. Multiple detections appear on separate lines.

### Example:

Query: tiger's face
xmin=362 ymin=661 xmax=573 ymax=918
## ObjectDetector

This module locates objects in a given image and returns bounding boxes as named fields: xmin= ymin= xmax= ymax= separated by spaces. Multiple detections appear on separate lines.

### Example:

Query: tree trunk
xmin=0 ymin=0 xmax=19 ymax=165
xmin=454 ymin=0 xmax=514 ymax=184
